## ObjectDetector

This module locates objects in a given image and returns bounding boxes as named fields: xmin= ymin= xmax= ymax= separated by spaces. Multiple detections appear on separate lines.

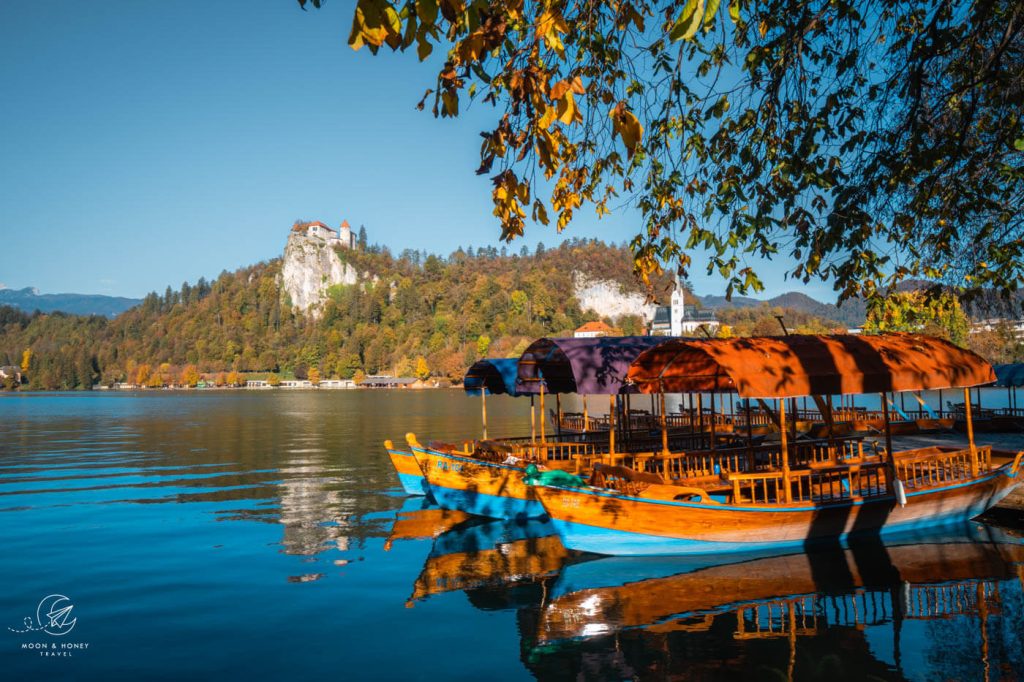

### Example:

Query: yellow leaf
xmin=610 ymin=105 xmax=643 ymax=158
xmin=556 ymin=92 xmax=576 ymax=125
xmin=538 ymin=104 xmax=557 ymax=130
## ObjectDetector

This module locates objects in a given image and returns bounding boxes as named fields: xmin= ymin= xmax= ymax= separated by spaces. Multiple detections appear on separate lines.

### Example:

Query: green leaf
xmin=728 ymin=0 xmax=740 ymax=22
xmin=1015 ymin=138 xmax=1024 ymax=151
xmin=670 ymin=0 xmax=703 ymax=42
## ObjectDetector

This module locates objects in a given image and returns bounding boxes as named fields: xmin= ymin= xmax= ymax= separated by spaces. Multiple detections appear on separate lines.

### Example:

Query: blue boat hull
xmin=429 ymin=484 xmax=548 ymax=522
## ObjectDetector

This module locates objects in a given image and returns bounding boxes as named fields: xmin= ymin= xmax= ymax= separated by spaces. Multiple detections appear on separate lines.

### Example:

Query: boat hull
xmin=534 ymin=466 xmax=1022 ymax=556
xmin=386 ymin=444 xmax=429 ymax=496
xmin=410 ymin=444 xmax=547 ymax=520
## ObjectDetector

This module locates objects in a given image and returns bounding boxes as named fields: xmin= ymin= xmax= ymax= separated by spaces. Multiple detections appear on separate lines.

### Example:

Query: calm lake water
xmin=1 ymin=391 xmax=1023 ymax=681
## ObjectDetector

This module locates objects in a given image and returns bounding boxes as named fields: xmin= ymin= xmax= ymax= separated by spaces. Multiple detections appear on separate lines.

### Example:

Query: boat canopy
xmin=993 ymin=363 xmax=1024 ymax=388
xmin=627 ymin=333 xmax=996 ymax=399
xmin=463 ymin=358 xmax=522 ymax=396
xmin=517 ymin=336 xmax=673 ymax=395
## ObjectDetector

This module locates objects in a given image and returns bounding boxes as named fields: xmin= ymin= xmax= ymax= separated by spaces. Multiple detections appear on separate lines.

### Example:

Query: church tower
xmin=669 ymin=276 xmax=686 ymax=337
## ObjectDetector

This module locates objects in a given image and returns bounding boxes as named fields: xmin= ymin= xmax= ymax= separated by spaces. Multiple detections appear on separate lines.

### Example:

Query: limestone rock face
xmin=280 ymin=232 xmax=358 ymax=317
xmin=573 ymin=272 xmax=656 ymax=323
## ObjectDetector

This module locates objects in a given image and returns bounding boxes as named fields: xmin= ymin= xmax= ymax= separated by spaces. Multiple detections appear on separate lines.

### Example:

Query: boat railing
xmin=726 ymin=460 xmax=889 ymax=505
xmin=992 ymin=407 xmax=1024 ymax=418
xmin=893 ymin=446 xmax=992 ymax=489
xmin=636 ymin=435 xmax=869 ymax=483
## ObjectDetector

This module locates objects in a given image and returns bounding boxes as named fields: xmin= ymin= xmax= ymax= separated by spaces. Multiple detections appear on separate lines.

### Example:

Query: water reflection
xmin=2 ymin=392 xmax=1022 ymax=679
xmin=401 ymin=510 xmax=1024 ymax=680
xmin=398 ymin=510 xmax=574 ymax=606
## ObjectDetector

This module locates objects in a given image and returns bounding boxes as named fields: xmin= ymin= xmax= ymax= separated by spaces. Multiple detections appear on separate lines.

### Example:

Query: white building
xmin=319 ymin=379 xmax=355 ymax=389
xmin=337 ymin=220 xmax=355 ymax=249
xmin=280 ymin=380 xmax=314 ymax=388
xmin=649 ymin=281 xmax=720 ymax=336
xmin=291 ymin=220 xmax=357 ymax=249
xmin=972 ymin=318 xmax=1024 ymax=339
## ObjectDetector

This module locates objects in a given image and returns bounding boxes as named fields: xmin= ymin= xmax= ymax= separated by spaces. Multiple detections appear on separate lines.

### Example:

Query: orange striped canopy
xmin=626 ymin=334 xmax=995 ymax=398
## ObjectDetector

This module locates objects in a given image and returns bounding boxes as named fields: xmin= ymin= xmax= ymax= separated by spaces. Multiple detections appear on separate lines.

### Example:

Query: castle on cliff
xmin=291 ymin=220 xmax=356 ymax=249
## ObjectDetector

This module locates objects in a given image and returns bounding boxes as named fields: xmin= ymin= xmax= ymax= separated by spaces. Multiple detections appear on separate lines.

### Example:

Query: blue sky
xmin=0 ymin=1 xmax=838 ymax=302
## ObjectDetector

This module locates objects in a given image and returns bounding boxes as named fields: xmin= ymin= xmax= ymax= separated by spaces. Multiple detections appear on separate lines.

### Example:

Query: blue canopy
xmin=993 ymin=363 xmax=1024 ymax=387
xmin=463 ymin=358 xmax=522 ymax=396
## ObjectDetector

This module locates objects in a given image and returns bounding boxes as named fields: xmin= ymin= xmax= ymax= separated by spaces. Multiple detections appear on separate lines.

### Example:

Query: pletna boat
xmin=411 ymin=337 xmax=682 ymax=520
xmin=385 ymin=357 xmax=526 ymax=496
xmin=531 ymin=334 xmax=1024 ymax=555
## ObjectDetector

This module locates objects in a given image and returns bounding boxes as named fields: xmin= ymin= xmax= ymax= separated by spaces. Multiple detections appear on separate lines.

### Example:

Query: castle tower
xmin=338 ymin=220 xmax=353 ymax=249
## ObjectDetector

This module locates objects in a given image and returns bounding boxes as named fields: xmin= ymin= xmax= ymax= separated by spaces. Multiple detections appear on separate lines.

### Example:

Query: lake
xmin=1 ymin=391 xmax=1022 ymax=680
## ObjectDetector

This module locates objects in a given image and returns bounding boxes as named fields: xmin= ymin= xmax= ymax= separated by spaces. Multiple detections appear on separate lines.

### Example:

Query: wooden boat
xmin=409 ymin=337 xmax=686 ymax=520
xmin=533 ymin=334 xmax=1024 ymax=555
xmin=384 ymin=439 xmax=428 ymax=495
xmin=384 ymin=357 xmax=527 ymax=496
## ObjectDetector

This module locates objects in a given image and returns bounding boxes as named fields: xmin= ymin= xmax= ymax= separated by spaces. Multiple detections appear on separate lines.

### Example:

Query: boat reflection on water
xmin=383 ymin=498 xmax=472 ymax=551
xmin=393 ymin=508 xmax=1024 ymax=679
xmin=407 ymin=515 xmax=577 ymax=607
xmin=526 ymin=525 xmax=1024 ymax=680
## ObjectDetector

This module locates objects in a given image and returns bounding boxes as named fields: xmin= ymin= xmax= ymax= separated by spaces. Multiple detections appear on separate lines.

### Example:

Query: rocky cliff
xmin=280 ymin=232 xmax=358 ymax=317
xmin=572 ymin=272 xmax=656 ymax=323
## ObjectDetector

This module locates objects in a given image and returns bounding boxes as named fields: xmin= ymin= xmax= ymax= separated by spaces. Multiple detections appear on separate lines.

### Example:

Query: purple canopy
xmin=517 ymin=336 xmax=677 ymax=395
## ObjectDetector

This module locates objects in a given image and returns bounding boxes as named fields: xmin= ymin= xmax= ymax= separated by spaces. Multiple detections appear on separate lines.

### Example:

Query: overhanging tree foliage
xmin=301 ymin=0 xmax=1024 ymax=303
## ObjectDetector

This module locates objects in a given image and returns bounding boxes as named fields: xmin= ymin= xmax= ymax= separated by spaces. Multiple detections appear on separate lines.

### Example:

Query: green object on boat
xmin=523 ymin=464 xmax=587 ymax=488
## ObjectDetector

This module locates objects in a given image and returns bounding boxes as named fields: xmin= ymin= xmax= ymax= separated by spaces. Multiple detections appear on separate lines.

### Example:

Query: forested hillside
xmin=0 ymin=240 xmax=676 ymax=389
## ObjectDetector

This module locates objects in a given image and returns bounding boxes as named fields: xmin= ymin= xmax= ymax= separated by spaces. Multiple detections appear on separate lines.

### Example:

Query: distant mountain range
xmin=696 ymin=291 xmax=867 ymax=327
xmin=0 ymin=287 xmax=141 ymax=318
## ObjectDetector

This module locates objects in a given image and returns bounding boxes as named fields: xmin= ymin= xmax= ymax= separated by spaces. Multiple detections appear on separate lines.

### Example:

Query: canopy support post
xmin=790 ymin=398 xmax=798 ymax=465
xmin=582 ymin=395 xmax=589 ymax=434
xmin=779 ymin=398 xmax=792 ymax=503
xmin=530 ymin=396 xmax=536 ymax=445
xmin=709 ymin=391 xmax=717 ymax=452
xmin=556 ymin=394 xmax=562 ymax=441
xmin=745 ymin=399 xmax=755 ymax=470
xmin=608 ymin=394 xmax=616 ymax=461
xmin=939 ymin=389 xmax=944 ymax=418
xmin=697 ymin=393 xmax=704 ymax=443
xmin=539 ymin=381 xmax=546 ymax=446
xmin=881 ymin=393 xmax=895 ymax=494
xmin=824 ymin=394 xmax=838 ymax=462
xmin=481 ymin=389 xmax=488 ymax=440
xmin=660 ymin=391 xmax=669 ymax=456
xmin=965 ymin=387 xmax=978 ymax=476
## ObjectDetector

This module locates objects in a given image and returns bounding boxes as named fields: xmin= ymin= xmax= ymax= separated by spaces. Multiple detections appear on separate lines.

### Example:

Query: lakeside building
xmin=361 ymin=375 xmax=419 ymax=389
xmin=0 ymin=365 xmax=21 ymax=383
xmin=971 ymin=318 xmax=1024 ymax=339
xmin=280 ymin=379 xmax=314 ymax=388
xmin=649 ymin=283 xmax=720 ymax=336
xmin=319 ymin=379 xmax=355 ymax=389
xmin=573 ymin=321 xmax=619 ymax=338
